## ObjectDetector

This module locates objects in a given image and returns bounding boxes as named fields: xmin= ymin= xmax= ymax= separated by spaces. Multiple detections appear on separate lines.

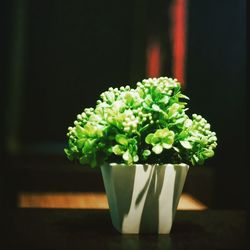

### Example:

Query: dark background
xmin=1 ymin=0 xmax=246 ymax=210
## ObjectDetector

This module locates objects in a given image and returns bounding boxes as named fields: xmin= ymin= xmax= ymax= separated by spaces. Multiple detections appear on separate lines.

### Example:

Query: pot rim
xmin=102 ymin=162 xmax=189 ymax=168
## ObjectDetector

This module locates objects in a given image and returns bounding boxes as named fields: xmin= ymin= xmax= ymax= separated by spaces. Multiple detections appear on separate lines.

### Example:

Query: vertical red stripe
xmin=171 ymin=0 xmax=186 ymax=86
xmin=146 ymin=40 xmax=161 ymax=78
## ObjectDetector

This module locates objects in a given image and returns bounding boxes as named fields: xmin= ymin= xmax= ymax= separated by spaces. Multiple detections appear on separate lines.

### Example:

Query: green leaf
xmin=162 ymin=143 xmax=172 ymax=149
xmin=79 ymin=156 xmax=87 ymax=165
xmin=128 ymin=138 xmax=137 ymax=145
xmin=138 ymin=88 xmax=145 ymax=98
xmin=168 ymin=130 xmax=175 ymax=138
xmin=168 ymin=103 xmax=179 ymax=117
xmin=200 ymin=137 xmax=208 ymax=145
xmin=64 ymin=148 xmax=70 ymax=156
xmin=177 ymin=131 xmax=189 ymax=140
xmin=124 ymin=92 xmax=133 ymax=104
xmin=142 ymin=149 xmax=151 ymax=157
xmin=145 ymin=133 xmax=154 ymax=144
xmin=115 ymin=134 xmax=128 ymax=145
xmin=178 ymin=93 xmax=190 ymax=100
xmin=152 ymin=104 xmax=161 ymax=111
xmin=152 ymin=144 xmax=163 ymax=154
xmin=107 ymin=146 xmax=113 ymax=153
xmin=145 ymin=95 xmax=152 ymax=106
xmin=202 ymin=149 xmax=214 ymax=158
xmin=162 ymin=133 xmax=174 ymax=145
xmin=76 ymin=138 xmax=86 ymax=148
xmin=64 ymin=148 xmax=74 ymax=161
xmin=133 ymin=155 xmax=139 ymax=162
xmin=192 ymin=154 xmax=199 ymax=163
xmin=88 ymin=152 xmax=97 ymax=167
xmin=155 ymin=128 xmax=169 ymax=138
xmin=83 ymin=124 xmax=97 ymax=137
xmin=112 ymin=145 xmax=124 ymax=155
xmin=159 ymin=95 xmax=170 ymax=104
xmin=180 ymin=140 xmax=192 ymax=149
xmin=95 ymin=126 xmax=104 ymax=137
xmin=173 ymin=146 xmax=180 ymax=153
xmin=82 ymin=139 xmax=96 ymax=152
xmin=175 ymin=117 xmax=185 ymax=124
xmin=123 ymin=150 xmax=133 ymax=162
xmin=75 ymin=125 xmax=85 ymax=138
xmin=151 ymin=135 xmax=160 ymax=145
xmin=142 ymin=102 xmax=150 ymax=110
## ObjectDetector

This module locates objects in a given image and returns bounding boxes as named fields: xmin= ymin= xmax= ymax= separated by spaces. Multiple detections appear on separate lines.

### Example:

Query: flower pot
xmin=101 ymin=163 xmax=189 ymax=234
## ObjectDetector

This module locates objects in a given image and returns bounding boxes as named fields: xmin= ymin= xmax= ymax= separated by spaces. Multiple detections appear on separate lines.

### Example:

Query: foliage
xmin=65 ymin=77 xmax=217 ymax=167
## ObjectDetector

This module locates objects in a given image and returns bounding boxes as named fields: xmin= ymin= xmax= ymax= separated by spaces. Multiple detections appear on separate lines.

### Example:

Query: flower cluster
xmin=65 ymin=77 xmax=217 ymax=167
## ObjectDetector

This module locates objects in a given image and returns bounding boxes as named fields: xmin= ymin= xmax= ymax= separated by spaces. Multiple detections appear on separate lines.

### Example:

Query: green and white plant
xmin=65 ymin=77 xmax=217 ymax=167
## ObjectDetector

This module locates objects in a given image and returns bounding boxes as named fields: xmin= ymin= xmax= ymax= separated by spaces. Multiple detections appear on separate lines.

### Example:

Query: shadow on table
xmin=51 ymin=209 xmax=205 ymax=250
xmin=52 ymin=209 xmax=172 ymax=250
xmin=52 ymin=208 xmax=203 ymax=233
xmin=6 ymin=208 xmax=245 ymax=250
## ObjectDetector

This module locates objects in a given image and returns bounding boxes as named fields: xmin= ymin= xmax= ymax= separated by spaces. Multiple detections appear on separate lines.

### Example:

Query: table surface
xmin=3 ymin=208 xmax=246 ymax=250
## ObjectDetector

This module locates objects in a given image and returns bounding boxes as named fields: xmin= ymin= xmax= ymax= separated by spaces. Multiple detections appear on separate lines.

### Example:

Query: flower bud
xmin=205 ymin=124 xmax=211 ymax=130
xmin=124 ymin=127 xmax=130 ymax=132
xmin=196 ymin=115 xmax=202 ymax=121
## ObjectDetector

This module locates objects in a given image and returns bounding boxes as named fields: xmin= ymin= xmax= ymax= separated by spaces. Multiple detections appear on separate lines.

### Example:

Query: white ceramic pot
xmin=101 ymin=163 xmax=189 ymax=234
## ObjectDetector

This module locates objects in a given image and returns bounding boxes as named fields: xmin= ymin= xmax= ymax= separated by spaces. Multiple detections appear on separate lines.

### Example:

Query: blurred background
xmin=1 ymin=0 xmax=246 ymax=210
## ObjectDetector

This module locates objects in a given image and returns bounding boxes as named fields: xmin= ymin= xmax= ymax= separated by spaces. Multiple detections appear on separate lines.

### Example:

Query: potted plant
xmin=64 ymin=77 xmax=217 ymax=234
